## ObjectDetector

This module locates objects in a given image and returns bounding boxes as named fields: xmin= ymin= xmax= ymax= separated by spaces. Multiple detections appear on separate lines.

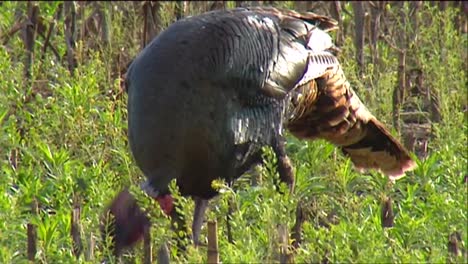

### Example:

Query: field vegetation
xmin=0 ymin=1 xmax=466 ymax=263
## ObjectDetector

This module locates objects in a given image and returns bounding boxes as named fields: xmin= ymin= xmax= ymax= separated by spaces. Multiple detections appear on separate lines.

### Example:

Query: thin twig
xmin=1 ymin=19 xmax=25 ymax=45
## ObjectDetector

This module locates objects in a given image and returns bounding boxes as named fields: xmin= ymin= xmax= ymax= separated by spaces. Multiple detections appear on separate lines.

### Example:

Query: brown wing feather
xmin=287 ymin=65 xmax=416 ymax=179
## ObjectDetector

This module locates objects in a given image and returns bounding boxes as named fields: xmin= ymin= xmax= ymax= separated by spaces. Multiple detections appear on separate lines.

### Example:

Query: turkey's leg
xmin=192 ymin=197 xmax=209 ymax=246
xmin=272 ymin=136 xmax=295 ymax=194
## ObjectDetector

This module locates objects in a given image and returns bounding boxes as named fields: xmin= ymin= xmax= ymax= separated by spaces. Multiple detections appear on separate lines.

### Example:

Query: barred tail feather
xmin=287 ymin=64 xmax=417 ymax=179
xmin=341 ymin=118 xmax=417 ymax=180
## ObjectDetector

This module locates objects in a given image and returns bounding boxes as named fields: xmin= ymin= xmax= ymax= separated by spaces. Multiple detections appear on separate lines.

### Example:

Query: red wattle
xmin=155 ymin=194 xmax=174 ymax=215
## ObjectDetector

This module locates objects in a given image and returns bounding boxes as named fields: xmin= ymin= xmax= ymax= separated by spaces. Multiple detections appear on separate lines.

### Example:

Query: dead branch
xmin=96 ymin=2 xmax=110 ymax=45
xmin=291 ymin=202 xmax=304 ymax=249
xmin=207 ymin=221 xmax=219 ymax=264
xmin=23 ymin=2 xmax=39 ymax=81
xmin=41 ymin=3 xmax=63 ymax=62
xmin=142 ymin=1 xmax=162 ymax=49
xmin=210 ymin=1 xmax=226 ymax=11
xmin=278 ymin=224 xmax=294 ymax=264
xmin=352 ymin=1 xmax=365 ymax=76
xmin=1 ymin=19 xmax=25 ymax=45
xmin=64 ymin=1 xmax=77 ymax=74
xmin=157 ymin=241 xmax=170 ymax=264
xmin=71 ymin=198 xmax=83 ymax=258
xmin=381 ymin=197 xmax=394 ymax=228
xmin=392 ymin=50 xmax=406 ymax=132
xmin=85 ymin=232 xmax=94 ymax=261
xmin=329 ymin=1 xmax=344 ymax=46
xmin=143 ymin=225 xmax=152 ymax=264
xmin=27 ymin=199 xmax=39 ymax=261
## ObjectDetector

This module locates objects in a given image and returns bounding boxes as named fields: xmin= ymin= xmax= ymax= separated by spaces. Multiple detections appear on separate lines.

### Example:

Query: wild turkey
xmin=103 ymin=6 xmax=416 ymax=255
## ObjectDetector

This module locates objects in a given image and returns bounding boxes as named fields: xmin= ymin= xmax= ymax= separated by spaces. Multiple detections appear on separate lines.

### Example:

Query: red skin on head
xmin=155 ymin=194 xmax=174 ymax=216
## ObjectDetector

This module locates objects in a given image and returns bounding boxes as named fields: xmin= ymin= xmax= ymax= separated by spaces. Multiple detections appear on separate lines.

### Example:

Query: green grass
xmin=0 ymin=2 xmax=466 ymax=263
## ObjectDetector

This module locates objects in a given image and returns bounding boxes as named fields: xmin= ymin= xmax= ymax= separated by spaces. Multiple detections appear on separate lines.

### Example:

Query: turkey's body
xmin=107 ymin=7 xmax=416 ymax=255
xmin=127 ymin=8 xmax=312 ymax=198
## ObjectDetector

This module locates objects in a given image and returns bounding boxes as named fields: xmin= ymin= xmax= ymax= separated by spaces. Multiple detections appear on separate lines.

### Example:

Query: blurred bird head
xmin=100 ymin=188 xmax=150 ymax=256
